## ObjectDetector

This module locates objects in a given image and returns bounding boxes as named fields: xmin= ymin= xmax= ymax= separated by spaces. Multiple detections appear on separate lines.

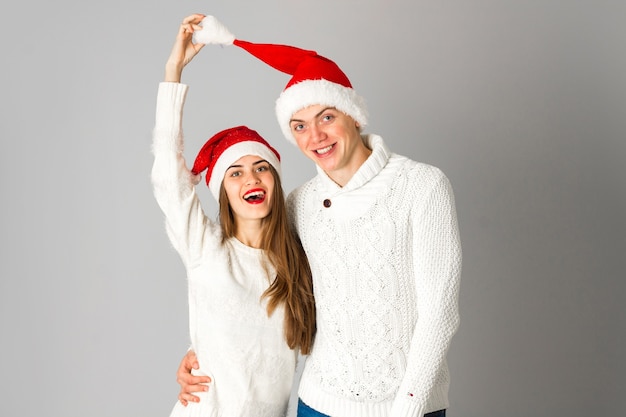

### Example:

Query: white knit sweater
xmin=152 ymin=82 xmax=297 ymax=417
xmin=287 ymin=135 xmax=462 ymax=417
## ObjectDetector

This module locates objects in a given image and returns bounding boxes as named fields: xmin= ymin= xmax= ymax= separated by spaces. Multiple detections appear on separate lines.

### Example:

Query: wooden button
xmin=323 ymin=199 xmax=331 ymax=208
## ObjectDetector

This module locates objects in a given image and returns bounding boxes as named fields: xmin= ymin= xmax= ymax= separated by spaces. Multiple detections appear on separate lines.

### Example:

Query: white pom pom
xmin=192 ymin=15 xmax=235 ymax=45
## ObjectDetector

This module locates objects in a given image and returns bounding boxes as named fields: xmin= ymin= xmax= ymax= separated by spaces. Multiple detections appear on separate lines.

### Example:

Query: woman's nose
xmin=245 ymin=172 xmax=260 ymax=184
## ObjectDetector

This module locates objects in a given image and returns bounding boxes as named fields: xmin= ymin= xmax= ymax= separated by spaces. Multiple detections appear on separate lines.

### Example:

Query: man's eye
xmin=292 ymin=123 xmax=304 ymax=132
xmin=323 ymin=114 xmax=334 ymax=122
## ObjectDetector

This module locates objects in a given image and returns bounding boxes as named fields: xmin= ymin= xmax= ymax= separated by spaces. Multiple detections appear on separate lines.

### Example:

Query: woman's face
xmin=222 ymin=154 xmax=275 ymax=224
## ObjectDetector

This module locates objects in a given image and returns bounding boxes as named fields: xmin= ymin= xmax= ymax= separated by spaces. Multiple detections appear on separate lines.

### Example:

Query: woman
xmin=151 ymin=13 xmax=316 ymax=417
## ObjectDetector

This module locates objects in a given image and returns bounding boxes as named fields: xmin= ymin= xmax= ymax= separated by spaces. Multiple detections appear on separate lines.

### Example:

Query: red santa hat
xmin=193 ymin=16 xmax=368 ymax=145
xmin=191 ymin=125 xmax=281 ymax=201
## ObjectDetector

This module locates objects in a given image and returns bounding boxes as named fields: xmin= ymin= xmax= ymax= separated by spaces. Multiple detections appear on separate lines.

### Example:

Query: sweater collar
xmin=315 ymin=134 xmax=391 ymax=193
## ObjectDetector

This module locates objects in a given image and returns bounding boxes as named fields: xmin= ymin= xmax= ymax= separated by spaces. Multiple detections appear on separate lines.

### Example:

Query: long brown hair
xmin=218 ymin=165 xmax=316 ymax=354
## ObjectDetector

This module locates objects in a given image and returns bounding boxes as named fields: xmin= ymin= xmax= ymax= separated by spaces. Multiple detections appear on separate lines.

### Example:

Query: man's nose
xmin=310 ymin=124 xmax=327 ymax=143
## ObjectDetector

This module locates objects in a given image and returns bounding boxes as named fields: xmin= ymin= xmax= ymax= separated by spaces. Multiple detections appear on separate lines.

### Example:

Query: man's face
xmin=289 ymin=105 xmax=368 ymax=186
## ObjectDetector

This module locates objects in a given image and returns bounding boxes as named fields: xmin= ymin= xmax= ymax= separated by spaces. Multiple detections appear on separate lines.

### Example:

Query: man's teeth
xmin=316 ymin=145 xmax=333 ymax=155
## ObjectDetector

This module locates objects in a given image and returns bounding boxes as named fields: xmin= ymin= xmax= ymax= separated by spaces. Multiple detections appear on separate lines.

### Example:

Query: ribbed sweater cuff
xmin=390 ymin=386 xmax=448 ymax=417
xmin=389 ymin=397 xmax=423 ymax=417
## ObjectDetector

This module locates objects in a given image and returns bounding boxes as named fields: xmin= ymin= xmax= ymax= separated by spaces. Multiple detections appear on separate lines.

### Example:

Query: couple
xmin=152 ymin=13 xmax=462 ymax=417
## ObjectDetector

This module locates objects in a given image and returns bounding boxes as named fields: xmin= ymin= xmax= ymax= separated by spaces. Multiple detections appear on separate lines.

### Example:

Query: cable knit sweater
xmin=287 ymin=135 xmax=462 ymax=417
xmin=152 ymin=82 xmax=297 ymax=417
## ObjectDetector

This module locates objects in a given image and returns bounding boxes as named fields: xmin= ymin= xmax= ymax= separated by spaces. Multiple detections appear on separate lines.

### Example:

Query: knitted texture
xmin=287 ymin=135 xmax=461 ymax=417
xmin=152 ymin=82 xmax=296 ymax=417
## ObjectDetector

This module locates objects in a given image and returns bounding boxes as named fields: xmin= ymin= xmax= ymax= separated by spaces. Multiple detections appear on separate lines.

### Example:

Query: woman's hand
xmin=176 ymin=349 xmax=211 ymax=406
xmin=164 ymin=13 xmax=206 ymax=83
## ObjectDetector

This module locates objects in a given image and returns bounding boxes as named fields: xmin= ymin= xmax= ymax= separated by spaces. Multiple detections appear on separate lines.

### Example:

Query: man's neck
xmin=326 ymin=140 xmax=372 ymax=187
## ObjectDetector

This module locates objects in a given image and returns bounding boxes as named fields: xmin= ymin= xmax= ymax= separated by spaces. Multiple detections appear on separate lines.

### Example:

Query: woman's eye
xmin=256 ymin=165 xmax=268 ymax=172
xmin=230 ymin=171 xmax=241 ymax=177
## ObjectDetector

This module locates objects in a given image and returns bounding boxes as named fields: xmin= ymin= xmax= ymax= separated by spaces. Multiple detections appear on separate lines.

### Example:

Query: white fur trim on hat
xmin=275 ymin=79 xmax=368 ymax=145
xmin=208 ymin=141 xmax=281 ymax=201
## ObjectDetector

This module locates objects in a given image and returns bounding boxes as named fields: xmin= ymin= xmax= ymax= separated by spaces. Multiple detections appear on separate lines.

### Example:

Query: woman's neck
xmin=234 ymin=219 xmax=264 ymax=248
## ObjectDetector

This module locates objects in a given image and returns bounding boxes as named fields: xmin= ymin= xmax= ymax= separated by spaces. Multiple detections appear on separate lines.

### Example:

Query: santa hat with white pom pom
xmin=191 ymin=125 xmax=281 ymax=201
xmin=193 ymin=15 xmax=368 ymax=145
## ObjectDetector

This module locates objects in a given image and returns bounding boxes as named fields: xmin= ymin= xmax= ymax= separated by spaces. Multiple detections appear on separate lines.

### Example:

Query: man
xmin=175 ymin=16 xmax=462 ymax=417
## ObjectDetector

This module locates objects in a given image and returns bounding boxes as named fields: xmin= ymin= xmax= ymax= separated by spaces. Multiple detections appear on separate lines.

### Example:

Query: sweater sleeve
xmin=151 ymin=82 xmax=217 ymax=267
xmin=390 ymin=168 xmax=462 ymax=417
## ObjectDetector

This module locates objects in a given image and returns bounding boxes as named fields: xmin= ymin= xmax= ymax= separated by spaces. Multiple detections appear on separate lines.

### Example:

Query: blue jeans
xmin=297 ymin=398 xmax=446 ymax=417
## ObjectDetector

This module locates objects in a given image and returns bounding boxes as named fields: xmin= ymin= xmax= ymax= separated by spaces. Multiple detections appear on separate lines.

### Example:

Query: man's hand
xmin=176 ymin=350 xmax=210 ymax=406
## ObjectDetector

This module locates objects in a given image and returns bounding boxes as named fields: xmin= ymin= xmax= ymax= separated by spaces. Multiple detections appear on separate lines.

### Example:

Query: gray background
xmin=1 ymin=1 xmax=624 ymax=416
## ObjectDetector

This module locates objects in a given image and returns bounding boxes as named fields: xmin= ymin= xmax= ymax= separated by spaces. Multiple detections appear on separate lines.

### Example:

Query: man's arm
xmin=391 ymin=168 xmax=462 ymax=417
